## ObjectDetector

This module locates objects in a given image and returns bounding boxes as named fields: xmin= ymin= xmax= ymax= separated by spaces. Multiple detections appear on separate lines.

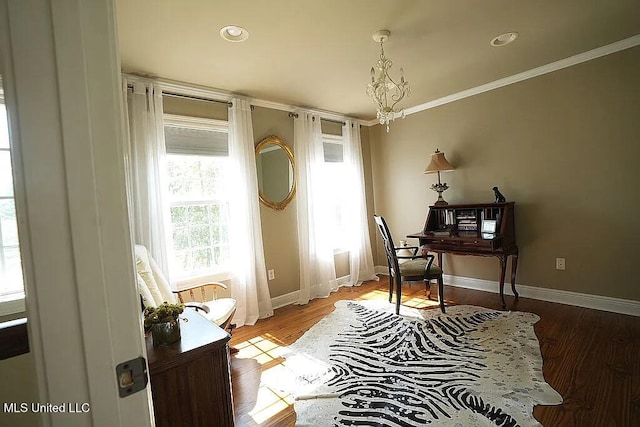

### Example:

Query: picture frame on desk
xmin=481 ymin=219 xmax=497 ymax=233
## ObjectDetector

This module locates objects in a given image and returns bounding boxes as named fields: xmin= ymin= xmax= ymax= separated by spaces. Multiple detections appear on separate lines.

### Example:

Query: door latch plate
xmin=116 ymin=356 xmax=148 ymax=397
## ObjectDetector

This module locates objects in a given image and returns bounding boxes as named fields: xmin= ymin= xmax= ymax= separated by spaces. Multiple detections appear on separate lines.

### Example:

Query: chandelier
xmin=366 ymin=30 xmax=410 ymax=132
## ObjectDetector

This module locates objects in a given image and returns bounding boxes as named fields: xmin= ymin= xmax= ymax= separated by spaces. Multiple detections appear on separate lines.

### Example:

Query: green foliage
xmin=170 ymin=206 xmax=187 ymax=224
xmin=188 ymin=205 xmax=208 ymax=224
xmin=143 ymin=302 xmax=184 ymax=329
xmin=172 ymin=227 xmax=189 ymax=250
xmin=193 ymin=248 xmax=211 ymax=269
xmin=191 ymin=225 xmax=211 ymax=246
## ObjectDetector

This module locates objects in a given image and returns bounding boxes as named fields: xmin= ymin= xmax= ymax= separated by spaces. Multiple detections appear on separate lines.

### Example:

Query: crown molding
xmin=364 ymin=34 xmax=640 ymax=127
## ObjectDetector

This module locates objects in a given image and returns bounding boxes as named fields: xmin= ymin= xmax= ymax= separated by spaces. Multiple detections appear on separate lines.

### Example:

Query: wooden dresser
xmin=145 ymin=308 xmax=234 ymax=427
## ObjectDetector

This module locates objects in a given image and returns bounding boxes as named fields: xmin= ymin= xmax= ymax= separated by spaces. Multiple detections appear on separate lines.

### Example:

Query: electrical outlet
xmin=268 ymin=269 xmax=275 ymax=280
xmin=556 ymin=258 xmax=566 ymax=270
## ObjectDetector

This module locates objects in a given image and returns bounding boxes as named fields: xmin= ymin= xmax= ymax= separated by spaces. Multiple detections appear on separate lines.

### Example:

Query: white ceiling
xmin=117 ymin=0 xmax=640 ymax=120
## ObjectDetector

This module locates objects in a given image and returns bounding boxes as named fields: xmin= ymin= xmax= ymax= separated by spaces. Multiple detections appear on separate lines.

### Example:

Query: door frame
xmin=0 ymin=0 xmax=154 ymax=425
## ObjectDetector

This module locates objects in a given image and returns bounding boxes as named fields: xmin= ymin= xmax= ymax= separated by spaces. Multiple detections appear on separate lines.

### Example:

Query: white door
xmin=0 ymin=0 xmax=154 ymax=426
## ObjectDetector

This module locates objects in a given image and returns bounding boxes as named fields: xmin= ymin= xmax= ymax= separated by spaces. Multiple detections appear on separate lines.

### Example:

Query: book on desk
xmin=431 ymin=225 xmax=455 ymax=236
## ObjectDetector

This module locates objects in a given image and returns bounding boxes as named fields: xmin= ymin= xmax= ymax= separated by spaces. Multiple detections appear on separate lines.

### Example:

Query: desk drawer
xmin=423 ymin=237 xmax=501 ymax=251
xmin=422 ymin=238 xmax=459 ymax=250
xmin=460 ymin=239 xmax=497 ymax=249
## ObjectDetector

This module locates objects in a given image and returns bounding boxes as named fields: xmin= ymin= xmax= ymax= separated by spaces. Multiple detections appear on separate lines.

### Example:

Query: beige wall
xmin=0 ymin=352 xmax=39 ymax=426
xmin=252 ymin=107 xmax=299 ymax=298
xmin=360 ymin=125 xmax=378 ymax=265
xmin=370 ymin=46 xmax=640 ymax=301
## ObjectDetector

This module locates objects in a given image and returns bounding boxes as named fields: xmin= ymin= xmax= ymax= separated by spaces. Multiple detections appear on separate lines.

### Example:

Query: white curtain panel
xmin=122 ymin=79 xmax=171 ymax=276
xmin=342 ymin=120 xmax=378 ymax=285
xmin=228 ymin=98 xmax=273 ymax=326
xmin=294 ymin=112 xmax=338 ymax=305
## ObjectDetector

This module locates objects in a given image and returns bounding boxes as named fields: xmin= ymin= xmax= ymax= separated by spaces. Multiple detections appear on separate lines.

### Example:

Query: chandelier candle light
xmin=366 ymin=30 xmax=410 ymax=132
xmin=424 ymin=149 xmax=455 ymax=206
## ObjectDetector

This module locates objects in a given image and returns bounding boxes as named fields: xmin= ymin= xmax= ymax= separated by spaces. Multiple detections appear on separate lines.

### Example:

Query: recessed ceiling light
xmin=490 ymin=32 xmax=518 ymax=47
xmin=220 ymin=25 xmax=249 ymax=42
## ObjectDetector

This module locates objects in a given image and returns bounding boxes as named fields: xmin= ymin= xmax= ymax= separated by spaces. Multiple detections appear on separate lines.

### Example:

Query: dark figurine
xmin=493 ymin=186 xmax=506 ymax=203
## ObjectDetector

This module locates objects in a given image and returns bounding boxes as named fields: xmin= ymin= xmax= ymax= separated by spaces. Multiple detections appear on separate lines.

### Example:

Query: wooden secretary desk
xmin=145 ymin=308 xmax=234 ymax=427
xmin=407 ymin=202 xmax=519 ymax=308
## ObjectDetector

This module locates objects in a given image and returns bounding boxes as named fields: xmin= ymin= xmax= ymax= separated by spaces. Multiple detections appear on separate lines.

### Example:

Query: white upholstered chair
xmin=134 ymin=245 xmax=237 ymax=332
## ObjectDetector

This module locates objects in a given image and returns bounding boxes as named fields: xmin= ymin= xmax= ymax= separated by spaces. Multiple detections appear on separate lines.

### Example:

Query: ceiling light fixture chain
xmin=366 ymin=30 xmax=410 ymax=132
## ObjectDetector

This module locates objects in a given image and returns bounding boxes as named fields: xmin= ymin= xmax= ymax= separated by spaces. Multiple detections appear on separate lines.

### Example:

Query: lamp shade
xmin=424 ymin=150 xmax=454 ymax=174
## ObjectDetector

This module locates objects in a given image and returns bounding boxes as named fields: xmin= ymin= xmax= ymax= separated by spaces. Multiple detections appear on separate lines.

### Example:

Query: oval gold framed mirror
xmin=255 ymin=135 xmax=296 ymax=210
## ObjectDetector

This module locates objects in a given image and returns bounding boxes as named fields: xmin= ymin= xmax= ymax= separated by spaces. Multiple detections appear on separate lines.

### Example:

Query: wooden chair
xmin=374 ymin=215 xmax=445 ymax=314
xmin=134 ymin=245 xmax=236 ymax=334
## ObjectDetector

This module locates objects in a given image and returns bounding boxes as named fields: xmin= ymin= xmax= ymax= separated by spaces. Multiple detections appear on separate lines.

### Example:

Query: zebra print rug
xmin=274 ymin=300 xmax=562 ymax=426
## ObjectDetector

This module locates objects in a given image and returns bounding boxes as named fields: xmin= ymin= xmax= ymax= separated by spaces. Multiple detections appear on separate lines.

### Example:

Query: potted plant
xmin=144 ymin=302 xmax=185 ymax=347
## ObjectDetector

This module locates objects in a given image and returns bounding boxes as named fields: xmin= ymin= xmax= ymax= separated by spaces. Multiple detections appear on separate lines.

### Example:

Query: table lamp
xmin=424 ymin=149 xmax=455 ymax=206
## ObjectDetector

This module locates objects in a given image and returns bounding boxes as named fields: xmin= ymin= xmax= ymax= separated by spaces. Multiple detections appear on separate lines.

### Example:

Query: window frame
xmin=0 ymin=91 xmax=26 ymax=317
xmin=163 ymin=114 xmax=232 ymax=289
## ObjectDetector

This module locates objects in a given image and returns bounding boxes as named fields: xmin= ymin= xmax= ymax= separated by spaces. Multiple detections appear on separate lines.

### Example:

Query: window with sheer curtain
xmin=163 ymin=116 xmax=232 ymax=283
xmin=322 ymin=133 xmax=350 ymax=252
xmin=0 ymin=99 xmax=25 ymax=315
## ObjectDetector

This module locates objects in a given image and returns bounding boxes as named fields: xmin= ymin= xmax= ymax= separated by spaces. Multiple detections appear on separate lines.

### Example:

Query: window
xmin=0 ymin=94 xmax=25 ymax=315
xmin=163 ymin=116 xmax=231 ymax=283
xmin=322 ymin=134 xmax=350 ymax=251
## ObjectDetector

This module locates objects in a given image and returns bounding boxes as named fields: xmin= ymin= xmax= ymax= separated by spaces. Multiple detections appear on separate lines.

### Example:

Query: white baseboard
xmin=271 ymin=290 xmax=300 ymax=310
xmin=270 ymin=274 xmax=352 ymax=310
xmin=375 ymin=265 xmax=389 ymax=276
xmin=336 ymin=274 xmax=351 ymax=287
xmin=443 ymin=275 xmax=640 ymax=316
xmin=374 ymin=266 xmax=640 ymax=317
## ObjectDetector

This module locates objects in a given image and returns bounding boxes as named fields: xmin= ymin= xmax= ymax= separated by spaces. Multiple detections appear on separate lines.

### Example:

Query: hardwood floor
xmin=230 ymin=279 xmax=640 ymax=426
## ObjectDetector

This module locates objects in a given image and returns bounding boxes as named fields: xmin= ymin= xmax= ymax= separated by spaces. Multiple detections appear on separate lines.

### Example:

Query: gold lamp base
xmin=434 ymin=194 xmax=449 ymax=206
xmin=431 ymin=182 xmax=449 ymax=206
